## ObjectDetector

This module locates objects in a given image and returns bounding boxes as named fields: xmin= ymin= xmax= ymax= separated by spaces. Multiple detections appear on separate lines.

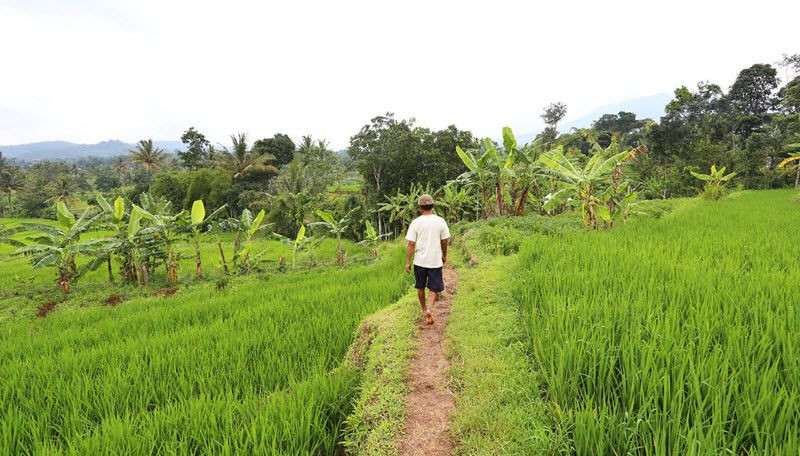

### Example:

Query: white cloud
xmin=1 ymin=0 xmax=798 ymax=148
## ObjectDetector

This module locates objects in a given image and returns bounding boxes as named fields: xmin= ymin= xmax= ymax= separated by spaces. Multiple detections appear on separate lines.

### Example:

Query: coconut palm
xmin=216 ymin=133 xmax=277 ymax=178
xmin=0 ymin=153 xmax=22 ymax=215
xmin=777 ymin=145 xmax=800 ymax=188
xmin=46 ymin=175 xmax=78 ymax=204
xmin=128 ymin=139 xmax=169 ymax=173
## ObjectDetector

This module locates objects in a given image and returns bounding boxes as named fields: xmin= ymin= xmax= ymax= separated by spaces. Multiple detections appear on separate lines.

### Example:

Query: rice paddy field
xmin=516 ymin=190 xmax=800 ymax=455
xmin=0 ymin=243 xmax=408 ymax=454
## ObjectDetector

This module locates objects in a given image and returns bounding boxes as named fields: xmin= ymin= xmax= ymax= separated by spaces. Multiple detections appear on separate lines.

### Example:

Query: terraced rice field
xmin=517 ymin=190 xmax=800 ymax=454
xmin=0 ymin=246 xmax=407 ymax=454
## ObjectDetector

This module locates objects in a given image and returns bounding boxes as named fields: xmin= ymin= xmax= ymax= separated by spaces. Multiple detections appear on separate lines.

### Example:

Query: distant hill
xmin=0 ymin=140 xmax=184 ymax=161
xmin=513 ymin=92 xmax=673 ymax=145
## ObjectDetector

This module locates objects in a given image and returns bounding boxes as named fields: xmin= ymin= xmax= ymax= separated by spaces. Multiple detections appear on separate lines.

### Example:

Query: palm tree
xmin=0 ymin=151 xmax=12 ymax=182
xmin=0 ymin=153 xmax=22 ymax=215
xmin=777 ymin=145 xmax=800 ymax=188
xmin=216 ymin=133 xmax=277 ymax=178
xmin=46 ymin=175 xmax=78 ymax=205
xmin=128 ymin=139 xmax=169 ymax=173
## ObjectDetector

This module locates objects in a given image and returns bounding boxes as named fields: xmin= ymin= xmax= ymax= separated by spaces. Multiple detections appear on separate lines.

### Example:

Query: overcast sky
xmin=1 ymin=0 xmax=798 ymax=148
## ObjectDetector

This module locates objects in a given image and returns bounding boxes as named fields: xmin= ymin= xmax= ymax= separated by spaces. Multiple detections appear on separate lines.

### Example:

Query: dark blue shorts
xmin=413 ymin=265 xmax=444 ymax=292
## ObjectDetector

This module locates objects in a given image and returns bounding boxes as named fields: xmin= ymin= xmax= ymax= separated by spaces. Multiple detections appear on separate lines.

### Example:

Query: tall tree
xmin=540 ymin=101 xmax=568 ymax=142
xmin=0 ymin=152 xmax=22 ymax=214
xmin=728 ymin=63 xmax=779 ymax=138
xmin=178 ymin=127 xmax=210 ymax=170
xmin=128 ymin=139 xmax=169 ymax=173
xmin=252 ymin=133 xmax=296 ymax=167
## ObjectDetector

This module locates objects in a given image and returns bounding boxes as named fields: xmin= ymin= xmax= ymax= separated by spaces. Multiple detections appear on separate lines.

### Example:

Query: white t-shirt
xmin=405 ymin=214 xmax=451 ymax=268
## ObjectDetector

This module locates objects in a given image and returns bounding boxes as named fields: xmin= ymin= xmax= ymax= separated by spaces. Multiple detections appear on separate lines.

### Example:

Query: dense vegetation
xmin=516 ymin=190 xmax=800 ymax=454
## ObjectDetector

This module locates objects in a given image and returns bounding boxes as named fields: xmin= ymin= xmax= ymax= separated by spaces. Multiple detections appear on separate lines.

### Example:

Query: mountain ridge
xmin=0 ymin=140 xmax=184 ymax=161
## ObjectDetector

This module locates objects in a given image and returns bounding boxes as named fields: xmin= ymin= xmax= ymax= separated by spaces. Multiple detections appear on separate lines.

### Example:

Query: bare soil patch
xmin=37 ymin=297 xmax=66 ymax=318
xmin=152 ymin=287 xmax=178 ymax=298
xmin=398 ymin=266 xmax=458 ymax=456
xmin=103 ymin=294 xmax=126 ymax=307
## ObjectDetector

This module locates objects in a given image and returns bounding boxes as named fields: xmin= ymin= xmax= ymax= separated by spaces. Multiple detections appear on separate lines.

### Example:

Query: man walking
xmin=405 ymin=194 xmax=451 ymax=325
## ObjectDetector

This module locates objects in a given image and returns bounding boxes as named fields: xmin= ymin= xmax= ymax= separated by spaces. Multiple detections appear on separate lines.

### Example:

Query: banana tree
xmin=504 ymin=131 xmax=552 ymax=216
xmin=437 ymin=183 xmax=474 ymax=222
xmin=777 ymin=144 xmax=800 ymax=188
xmin=94 ymin=194 xmax=127 ymax=282
xmin=274 ymin=225 xmax=323 ymax=269
xmin=357 ymin=219 xmax=390 ymax=256
xmin=456 ymin=142 xmax=499 ymax=218
xmin=690 ymin=165 xmax=737 ymax=200
xmin=311 ymin=208 xmax=356 ymax=265
xmin=126 ymin=206 xmax=147 ymax=285
xmin=492 ymin=131 xmax=517 ymax=216
xmin=223 ymin=208 xmax=270 ymax=272
xmin=377 ymin=183 xmax=435 ymax=235
xmin=541 ymin=142 xmax=632 ymax=228
xmin=188 ymin=200 xmax=227 ymax=279
xmin=598 ymin=179 xmax=641 ymax=227
xmin=135 ymin=194 xmax=188 ymax=283
xmin=12 ymin=202 xmax=101 ymax=292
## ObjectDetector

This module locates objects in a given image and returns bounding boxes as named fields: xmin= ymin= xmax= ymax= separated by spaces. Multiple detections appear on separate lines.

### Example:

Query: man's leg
xmin=417 ymin=287 xmax=427 ymax=313
xmin=427 ymin=290 xmax=438 ymax=309
xmin=427 ymin=267 xmax=444 ymax=310
xmin=414 ymin=266 xmax=435 ymax=325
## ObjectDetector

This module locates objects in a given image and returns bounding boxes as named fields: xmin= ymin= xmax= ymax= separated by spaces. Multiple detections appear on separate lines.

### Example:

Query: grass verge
xmin=342 ymin=290 xmax=420 ymax=455
xmin=447 ymin=255 xmax=554 ymax=454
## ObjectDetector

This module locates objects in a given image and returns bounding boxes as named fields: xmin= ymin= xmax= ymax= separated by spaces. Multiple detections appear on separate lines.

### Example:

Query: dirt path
xmin=398 ymin=266 xmax=457 ymax=456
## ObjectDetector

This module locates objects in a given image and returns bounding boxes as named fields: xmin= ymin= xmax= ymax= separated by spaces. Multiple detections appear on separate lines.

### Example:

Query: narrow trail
xmin=398 ymin=266 xmax=457 ymax=456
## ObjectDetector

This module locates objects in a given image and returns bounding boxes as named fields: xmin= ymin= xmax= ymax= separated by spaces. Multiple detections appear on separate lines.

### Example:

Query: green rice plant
xmin=516 ymin=189 xmax=800 ymax=455
xmin=0 ymin=245 xmax=410 ymax=454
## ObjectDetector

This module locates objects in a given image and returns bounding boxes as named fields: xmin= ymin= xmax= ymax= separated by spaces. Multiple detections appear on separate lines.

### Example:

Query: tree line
xmin=0 ymin=55 xmax=797 ymax=239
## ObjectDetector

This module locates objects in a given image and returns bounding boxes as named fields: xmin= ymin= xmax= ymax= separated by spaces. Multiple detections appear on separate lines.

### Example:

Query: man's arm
xmin=441 ymin=239 xmax=448 ymax=265
xmin=406 ymin=241 xmax=415 ymax=273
